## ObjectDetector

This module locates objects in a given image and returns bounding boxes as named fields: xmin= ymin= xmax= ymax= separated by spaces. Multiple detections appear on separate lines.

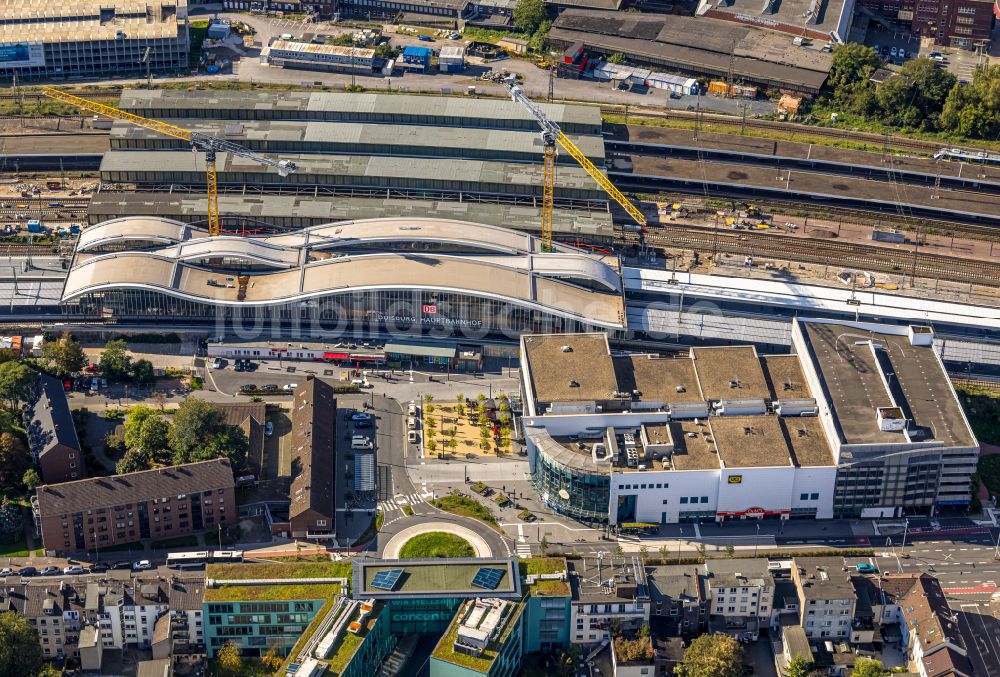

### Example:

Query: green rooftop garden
xmin=326 ymin=604 xmax=382 ymax=676
xmin=527 ymin=579 xmax=570 ymax=597
xmin=431 ymin=600 xmax=525 ymax=674
xmin=519 ymin=557 xmax=567 ymax=576
xmin=204 ymin=581 xmax=341 ymax=603
xmin=207 ymin=561 xmax=352 ymax=581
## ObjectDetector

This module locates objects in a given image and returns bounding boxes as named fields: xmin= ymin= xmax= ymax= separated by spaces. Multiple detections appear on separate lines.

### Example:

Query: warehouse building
xmin=262 ymin=39 xmax=376 ymax=74
xmin=117 ymin=89 xmax=603 ymax=135
xmin=99 ymin=150 xmax=606 ymax=202
xmin=0 ymin=0 xmax=191 ymax=80
xmin=107 ymin=118 xmax=605 ymax=165
xmin=548 ymin=9 xmax=834 ymax=94
xmin=519 ymin=319 xmax=979 ymax=525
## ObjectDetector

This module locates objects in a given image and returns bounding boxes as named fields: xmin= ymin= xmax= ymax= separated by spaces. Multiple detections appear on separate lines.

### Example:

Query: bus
xmin=166 ymin=552 xmax=210 ymax=569
xmin=166 ymin=550 xmax=245 ymax=569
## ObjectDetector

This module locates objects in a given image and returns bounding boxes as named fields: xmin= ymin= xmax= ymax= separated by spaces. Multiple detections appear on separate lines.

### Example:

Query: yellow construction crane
xmin=504 ymin=80 xmax=646 ymax=251
xmin=41 ymin=86 xmax=297 ymax=237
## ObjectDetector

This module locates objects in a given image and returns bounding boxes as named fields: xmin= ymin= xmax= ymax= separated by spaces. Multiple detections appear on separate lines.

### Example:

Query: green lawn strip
xmin=352 ymin=511 xmax=382 ymax=547
xmin=205 ymin=581 xmax=340 ymax=603
xmin=0 ymin=540 xmax=29 ymax=558
xmin=151 ymin=534 xmax=199 ymax=550
xmin=429 ymin=494 xmax=502 ymax=532
xmin=399 ymin=532 xmax=474 ymax=559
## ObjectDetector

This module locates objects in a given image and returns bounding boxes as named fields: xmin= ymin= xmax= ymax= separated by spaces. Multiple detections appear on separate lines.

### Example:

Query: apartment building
xmin=34 ymin=459 xmax=236 ymax=554
xmin=858 ymin=0 xmax=994 ymax=47
xmin=25 ymin=373 xmax=85 ymax=484
xmin=703 ymin=559 xmax=775 ymax=641
xmin=288 ymin=376 xmax=338 ymax=540
xmin=646 ymin=565 xmax=707 ymax=637
xmin=791 ymin=558 xmax=857 ymax=642
xmin=568 ymin=557 xmax=650 ymax=646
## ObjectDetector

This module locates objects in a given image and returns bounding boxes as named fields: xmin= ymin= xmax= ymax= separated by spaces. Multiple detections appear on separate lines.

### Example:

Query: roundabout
xmin=399 ymin=532 xmax=475 ymax=559
xmin=382 ymin=521 xmax=494 ymax=559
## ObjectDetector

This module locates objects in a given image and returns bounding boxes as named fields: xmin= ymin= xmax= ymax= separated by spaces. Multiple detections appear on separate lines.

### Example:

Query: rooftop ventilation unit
xmin=730 ymin=379 xmax=741 ymax=388
xmin=569 ymin=380 xmax=579 ymax=388
xmin=561 ymin=345 xmax=573 ymax=352
xmin=676 ymin=385 xmax=686 ymax=393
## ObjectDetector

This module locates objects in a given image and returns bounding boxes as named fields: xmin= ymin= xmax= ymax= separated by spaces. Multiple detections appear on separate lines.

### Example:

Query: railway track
xmin=618 ymin=222 xmax=1000 ymax=287
xmin=641 ymin=195 xmax=1000 ymax=244
xmin=599 ymin=105 xmax=961 ymax=155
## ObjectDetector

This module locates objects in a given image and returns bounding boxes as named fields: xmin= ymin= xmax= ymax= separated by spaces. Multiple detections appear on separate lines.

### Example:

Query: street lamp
xmin=753 ymin=522 xmax=760 ymax=557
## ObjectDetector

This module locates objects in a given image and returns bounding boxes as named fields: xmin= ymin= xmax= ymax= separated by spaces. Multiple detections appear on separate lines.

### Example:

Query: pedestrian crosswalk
xmin=378 ymin=491 xmax=431 ymax=514
xmin=515 ymin=542 xmax=532 ymax=558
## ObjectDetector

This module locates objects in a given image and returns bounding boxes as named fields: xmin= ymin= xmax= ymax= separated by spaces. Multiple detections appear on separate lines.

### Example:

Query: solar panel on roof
xmin=370 ymin=568 xmax=403 ymax=590
xmin=471 ymin=567 xmax=505 ymax=590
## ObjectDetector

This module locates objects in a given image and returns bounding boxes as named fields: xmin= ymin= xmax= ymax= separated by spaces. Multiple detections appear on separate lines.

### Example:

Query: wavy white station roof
xmin=66 ymin=217 xmax=627 ymax=328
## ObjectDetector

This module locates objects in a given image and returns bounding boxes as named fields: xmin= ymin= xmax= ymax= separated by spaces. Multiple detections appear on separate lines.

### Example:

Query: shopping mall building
xmin=61 ymin=217 xmax=626 ymax=340
xmin=519 ymin=320 xmax=979 ymax=525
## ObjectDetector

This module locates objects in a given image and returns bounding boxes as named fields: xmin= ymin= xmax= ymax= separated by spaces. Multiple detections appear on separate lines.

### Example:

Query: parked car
xmin=89 ymin=563 xmax=109 ymax=574
xmin=63 ymin=565 xmax=85 ymax=575
xmin=282 ymin=383 xmax=298 ymax=391
xmin=351 ymin=412 xmax=373 ymax=422
xmin=855 ymin=563 xmax=877 ymax=574
xmin=418 ymin=35 xmax=434 ymax=41
xmin=111 ymin=561 xmax=132 ymax=570
xmin=132 ymin=560 xmax=153 ymax=571
xmin=262 ymin=384 xmax=279 ymax=391
xmin=929 ymin=51 xmax=944 ymax=61
xmin=18 ymin=566 xmax=37 ymax=577
xmin=448 ymin=32 xmax=461 ymax=39
xmin=408 ymin=430 xmax=419 ymax=444
xmin=407 ymin=417 xmax=417 ymax=429
xmin=889 ymin=46 xmax=898 ymax=58
xmin=234 ymin=360 xmax=245 ymax=372
xmin=264 ymin=421 xmax=274 ymax=436
xmin=0 ymin=568 xmax=14 ymax=577
xmin=212 ymin=357 xmax=223 ymax=369
xmin=40 ymin=566 xmax=61 ymax=576
xmin=407 ymin=402 xmax=418 ymax=416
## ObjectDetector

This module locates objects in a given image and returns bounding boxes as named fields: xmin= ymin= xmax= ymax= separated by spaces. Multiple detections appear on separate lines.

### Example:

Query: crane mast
xmin=41 ymin=87 xmax=297 ymax=236
xmin=504 ymin=80 xmax=646 ymax=251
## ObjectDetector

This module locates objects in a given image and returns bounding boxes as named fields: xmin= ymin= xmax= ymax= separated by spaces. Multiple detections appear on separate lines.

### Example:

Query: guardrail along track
xmin=617 ymin=222 xmax=1000 ymax=287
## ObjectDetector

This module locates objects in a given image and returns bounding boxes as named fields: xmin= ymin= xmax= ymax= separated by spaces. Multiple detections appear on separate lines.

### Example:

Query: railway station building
xmin=519 ymin=319 xmax=979 ymax=525
xmin=60 ymin=217 xmax=628 ymax=339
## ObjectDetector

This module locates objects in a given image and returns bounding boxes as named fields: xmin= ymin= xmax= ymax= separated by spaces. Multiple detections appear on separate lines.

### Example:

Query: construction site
xmin=0 ymin=85 xmax=998 ymax=373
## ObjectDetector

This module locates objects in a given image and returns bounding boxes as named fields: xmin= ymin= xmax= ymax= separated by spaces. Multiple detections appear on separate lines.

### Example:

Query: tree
xmin=675 ymin=633 xmax=743 ymax=677
xmin=0 ymin=499 xmax=22 ymax=544
xmin=21 ymin=469 xmax=41 ymax=493
xmin=785 ymin=655 xmax=812 ymax=677
xmin=0 ymin=433 xmax=31 ymax=490
xmin=851 ymin=657 xmax=889 ymax=677
xmin=124 ymin=405 xmax=157 ymax=449
xmin=0 ymin=362 xmax=34 ymax=410
xmin=607 ymin=52 xmax=628 ymax=65
xmin=116 ymin=448 xmax=152 ymax=475
xmin=696 ymin=543 xmax=707 ymax=558
xmin=528 ymin=19 xmax=551 ymax=52
xmin=0 ymin=612 xmax=42 ymax=676
xmin=725 ymin=543 xmax=736 ymax=558
xmin=513 ymin=0 xmax=547 ymax=34
xmin=188 ymin=426 xmax=247 ymax=469
xmin=260 ymin=644 xmax=283 ymax=672
xmin=98 ymin=339 xmax=131 ymax=381
xmin=41 ymin=332 xmax=87 ymax=377
xmin=216 ymin=640 xmax=243 ymax=676
xmin=827 ymin=43 xmax=879 ymax=92
xmin=658 ymin=545 xmax=669 ymax=560
xmin=168 ymin=398 xmax=227 ymax=461
xmin=130 ymin=415 xmax=171 ymax=462
xmin=132 ymin=359 xmax=155 ymax=385
xmin=940 ymin=64 xmax=1000 ymax=139
xmin=539 ymin=535 xmax=549 ymax=553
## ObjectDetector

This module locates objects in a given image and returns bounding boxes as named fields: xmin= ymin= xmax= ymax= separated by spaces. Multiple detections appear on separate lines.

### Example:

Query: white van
xmin=351 ymin=435 xmax=373 ymax=450
xmin=407 ymin=402 xmax=418 ymax=416
xmin=408 ymin=430 xmax=419 ymax=444
xmin=407 ymin=417 xmax=417 ymax=429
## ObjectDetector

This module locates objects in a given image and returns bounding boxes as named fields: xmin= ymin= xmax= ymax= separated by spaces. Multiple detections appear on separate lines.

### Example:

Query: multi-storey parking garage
xmin=63 ymin=217 xmax=627 ymax=338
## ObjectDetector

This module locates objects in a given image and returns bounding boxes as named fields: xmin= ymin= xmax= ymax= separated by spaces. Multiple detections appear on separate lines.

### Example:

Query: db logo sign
xmin=422 ymin=304 xmax=437 ymax=314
